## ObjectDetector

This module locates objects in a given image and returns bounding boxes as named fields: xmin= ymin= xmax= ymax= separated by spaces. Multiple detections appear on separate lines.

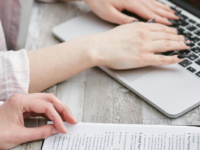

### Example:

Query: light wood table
xmin=11 ymin=1 xmax=200 ymax=150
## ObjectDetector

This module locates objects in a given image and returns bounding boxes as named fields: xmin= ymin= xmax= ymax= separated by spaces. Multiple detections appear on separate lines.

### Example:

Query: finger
xmin=147 ymin=23 xmax=178 ymax=34
xmin=126 ymin=2 xmax=172 ymax=25
xmin=141 ymin=0 xmax=178 ymax=20
xmin=149 ymin=55 xmax=183 ymax=66
xmin=23 ymin=98 xmax=66 ymax=133
xmin=147 ymin=40 xmax=190 ymax=52
xmin=107 ymin=7 xmax=138 ymax=24
xmin=153 ymin=0 xmax=176 ymax=13
xmin=154 ymin=17 xmax=173 ymax=25
xmin=30 ymin=93 xmax=77 ymax=124
xmin=150 ymin=32 xmax=185 ymax=41
xmin=152 ymin=8 xmax=179 ymax=20
xmin=20 ymin=125 xmax=59 ymax=143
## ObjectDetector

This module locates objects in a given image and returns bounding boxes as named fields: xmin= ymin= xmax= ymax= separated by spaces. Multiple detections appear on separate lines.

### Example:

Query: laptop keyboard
xmin=158 ymin=0 xmax=200 ymax=79
xmin=123 ymin=0 xmax=200 ymax=78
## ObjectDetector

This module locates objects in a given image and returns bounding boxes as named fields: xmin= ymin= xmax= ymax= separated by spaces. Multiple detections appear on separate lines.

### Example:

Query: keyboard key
xmin=191 ymin=47 xmax=200 ymax=53
xmin=177 ymin=27 xmax=185 ymax=34
xmin=196 ymin=71 xmax=200 ymax=77
xmin=179 ymin=50 xmax=190 ymax=55
xmin=170 ymin=6 xmax=181 ymax=13
xmin=195 ymin=59 xmax=200 ymax=65
xmin=181 ymin=14 xmax=188 ymax=20
xmin=186 ymin=25 xmax=197 ymax=31
xmin=187 ymin=53 xmax=198 ymax=61
xmin=187 ymin=66 xmax=196 ymax=73
xmin=196 ymin=23 xmax=200 ymax=27
xmin=194 ymin=30 xmax=200 ymax=36
xmin=188 ymin=19 xmax=196 ymax=24
xmin=183 ymin=31 xmax=192 ymax=38
xmin=178 ymin=20 xmax=189 ymax=26
xmin=191 ymin=36 xmax=200 ymax=43
xmin=185 ymin=40 xmax=195 ymax=47
xmin=179 ymin=59 xmax=192 ymax=67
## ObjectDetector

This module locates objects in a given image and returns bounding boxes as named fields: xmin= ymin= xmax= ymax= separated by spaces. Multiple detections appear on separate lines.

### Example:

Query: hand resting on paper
xmin=0 ymin=93 xmax=77 ymax=150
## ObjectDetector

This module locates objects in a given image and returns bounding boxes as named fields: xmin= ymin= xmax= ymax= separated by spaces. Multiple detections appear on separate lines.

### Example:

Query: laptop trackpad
xmin=114 ymin=67 xmax=155 ymax=82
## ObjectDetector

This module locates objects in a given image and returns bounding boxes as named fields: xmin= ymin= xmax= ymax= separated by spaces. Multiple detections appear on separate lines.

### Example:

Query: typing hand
xmin=84 ymin=0 xmax=179 ymax=25
xmin=0 ymin=93 xmax=77 ymax=150
xmin=90 ymin=23 xmax=190 ymax=69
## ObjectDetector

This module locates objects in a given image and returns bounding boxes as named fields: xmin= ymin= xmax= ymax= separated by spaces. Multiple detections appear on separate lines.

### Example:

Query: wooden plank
xmin=56 ymin=80 xmax=85 ymax=122
xmin=82 ymin=67 xmax=143 ymax=124
xmin=141 ymin=101 xmax=172 ymax=125
xmin=25 ymin=2 xmax=45 ymax=51
xmin=112 ymin=81 xmax=142 ymax=124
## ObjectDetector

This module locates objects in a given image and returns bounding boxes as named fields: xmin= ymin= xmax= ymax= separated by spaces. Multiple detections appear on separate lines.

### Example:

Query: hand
xmin=84 ymin=0 xmax=179 ymax=25
xmin=0 ymin=93 xmax=77 ymax=150
xmin=90 ymin=22 xmax=189 ymax=69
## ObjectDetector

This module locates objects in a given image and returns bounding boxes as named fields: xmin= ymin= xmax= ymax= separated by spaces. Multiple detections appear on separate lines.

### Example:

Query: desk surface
xmin=11 ymin=1 xmax=200 ymax=150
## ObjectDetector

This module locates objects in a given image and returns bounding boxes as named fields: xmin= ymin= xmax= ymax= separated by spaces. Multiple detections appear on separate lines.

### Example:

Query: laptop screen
xmin=184 ymin=0 xmax=200 ymax=9
xmin=170 ymin=0 xmax=200 ymax=18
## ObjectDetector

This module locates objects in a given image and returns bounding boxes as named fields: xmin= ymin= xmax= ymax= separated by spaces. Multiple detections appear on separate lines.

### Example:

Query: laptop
xmin=52 ymin=0 xmax=200 ymax=118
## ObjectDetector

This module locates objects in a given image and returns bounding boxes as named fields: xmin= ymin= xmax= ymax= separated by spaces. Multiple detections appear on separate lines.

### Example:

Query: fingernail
xmin=168 ymin=19 xmax=177 ymax=25
xmin=52 ymin=128 xmax=59 ymax=135
xmin=178 ymin=54 xmax=188 ymax=59
xmin=184 ymin=40 xmax=195 ymax=47
xmin=132 ymin=20 xmax=139 ymax=23
xmin=170 ymin=6 xmax=181 ymax=13
xmin=170 ymin=6 xmax=176 ymax=11
xmin=147 ymin=19 xmax=155 ymax=23
xmin=73 ymin=115 xmax=78 ymax=124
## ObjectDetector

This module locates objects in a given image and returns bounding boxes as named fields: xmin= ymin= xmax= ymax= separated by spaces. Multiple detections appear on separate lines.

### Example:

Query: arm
xmin=28 ymin=23 xmax=189 ymax=93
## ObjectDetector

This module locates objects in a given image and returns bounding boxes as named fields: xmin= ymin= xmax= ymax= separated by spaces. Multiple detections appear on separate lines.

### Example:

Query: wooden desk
xmin=11 ymin=1 xmax=200 ymax=149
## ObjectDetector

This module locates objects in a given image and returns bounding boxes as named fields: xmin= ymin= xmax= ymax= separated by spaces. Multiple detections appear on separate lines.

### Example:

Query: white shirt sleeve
xmin=0 ymin=101 xmax=4 ymax=106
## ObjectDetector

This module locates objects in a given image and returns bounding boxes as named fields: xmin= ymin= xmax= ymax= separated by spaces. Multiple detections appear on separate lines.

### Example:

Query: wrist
xmin=79 ymin=34 xmax=104 ymax=67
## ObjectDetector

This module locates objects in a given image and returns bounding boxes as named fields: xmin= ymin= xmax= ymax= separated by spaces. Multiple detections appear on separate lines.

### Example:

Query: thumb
xmin=21 ymin=125 xmax=60 ymax=143
xmin=107 ymin=7 xmax=137 ymax=25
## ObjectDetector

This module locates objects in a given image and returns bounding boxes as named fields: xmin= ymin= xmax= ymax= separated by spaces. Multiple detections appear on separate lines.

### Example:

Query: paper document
xmin=42 ymin=122 xmax=200 ymax=150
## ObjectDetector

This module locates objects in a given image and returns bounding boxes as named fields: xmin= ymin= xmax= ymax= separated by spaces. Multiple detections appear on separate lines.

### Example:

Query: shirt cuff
xmin=0 ymin=101 xmax=4 ymax=106
xmin=0 ymin=49 xmax=30 ymax=101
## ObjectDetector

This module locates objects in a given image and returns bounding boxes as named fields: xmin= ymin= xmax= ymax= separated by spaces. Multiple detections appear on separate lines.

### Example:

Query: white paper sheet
xmin=42 ymin=122 xmax=200 ymax=150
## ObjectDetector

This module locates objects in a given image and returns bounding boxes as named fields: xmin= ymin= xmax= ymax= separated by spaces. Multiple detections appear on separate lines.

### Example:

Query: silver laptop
xmin=53 ymin=0 xmax=200 ymax=118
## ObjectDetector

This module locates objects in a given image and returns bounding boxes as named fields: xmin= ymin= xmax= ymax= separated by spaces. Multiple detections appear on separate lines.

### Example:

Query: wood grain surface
xmin=10 ymin=1 xmax=200 ymax=149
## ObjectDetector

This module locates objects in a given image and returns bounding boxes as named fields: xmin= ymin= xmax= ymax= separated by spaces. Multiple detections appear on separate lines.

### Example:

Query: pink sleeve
xmin=0 ymin=50 xmax=30 ymax=101
xmin=0 ymin=0 xmax=21 ymax=50
xmin=0 ymin=18 xmax=29 ymax=102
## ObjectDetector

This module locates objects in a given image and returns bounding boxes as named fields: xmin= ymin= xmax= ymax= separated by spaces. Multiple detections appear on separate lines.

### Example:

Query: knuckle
xmin=137 ymin=43 xmax=146 ymax=52
xmin=136 ymin=30 xmax=146 ymax=39
xmin=11 ymin=93 xmax=21 ymax=99
xmin=40 ymin=129 xmax=49 ymax=139
xmin=9 ymin=93 xmax=23 ymax=104
xmin=157 ymin=56 xmax=166 ymax=65
xmin=179 ymin=35 xmax=185 ymax=41
xmin=47 ymin=103 xmax=54 ymax=109
xmin=137 ymin=22 xmax=146 ymax=28
xmin=48 ymin=93 xmax=56 ymax=99
xmin=165 ymin=41 xmax=172 ymax=48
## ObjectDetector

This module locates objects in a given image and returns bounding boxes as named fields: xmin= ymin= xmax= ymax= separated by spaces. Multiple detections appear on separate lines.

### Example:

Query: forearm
xmin=27 ymin=36 xmax=96 ymax=93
